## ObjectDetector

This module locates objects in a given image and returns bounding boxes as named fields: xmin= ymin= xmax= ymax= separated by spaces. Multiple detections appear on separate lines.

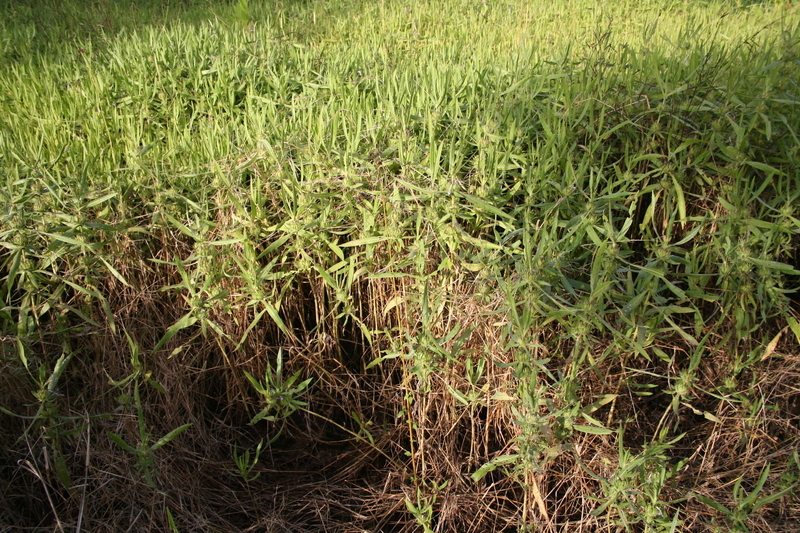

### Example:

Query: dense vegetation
xmin=2 ymin=0 xmax=800 ymax=531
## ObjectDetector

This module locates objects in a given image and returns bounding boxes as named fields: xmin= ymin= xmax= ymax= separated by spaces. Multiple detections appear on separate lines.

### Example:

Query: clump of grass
xmin=1 ymin=0 xmax=800 ymax=531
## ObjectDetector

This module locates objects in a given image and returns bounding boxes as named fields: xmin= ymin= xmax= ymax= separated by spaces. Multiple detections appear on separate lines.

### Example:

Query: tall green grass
xmin=2 ymin=0 xmax=800 ymax=531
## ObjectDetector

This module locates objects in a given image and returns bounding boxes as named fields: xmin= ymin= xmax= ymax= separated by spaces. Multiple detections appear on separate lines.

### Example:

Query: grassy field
xmin=2 ymin=0 xmax=800 ymax=531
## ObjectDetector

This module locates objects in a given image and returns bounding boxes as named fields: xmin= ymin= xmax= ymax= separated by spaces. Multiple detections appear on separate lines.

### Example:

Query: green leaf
xmin=85 ymin=191 xmax=118 ymax=208
xmin=459 ymin=193 xmax=514 ymax=222
xmin=261 ymin=233 xmax=292 ymax=256
xmin=471 ymin=454 xmax=518 ymax=482
xmin=146 ymin=376 xmax=166 ymax=394
xmin=154 ymin=313 xmax=198 ymax=351
xmin=207 ymin=237 xmax=244 ymax=246
xmin=405 ymin=498 xmax=420 ymax=515
xmin=341 ymin=236 xmax=392 ymax=247
xmin=750 ymin=483 xmax=795 ymax=512
xmin=573 ymin=424 xmax=614 ymax=435
xmin=235 ymin=308 xmax=268 ymax=351
xmin=41 ymin=231 xmax=93 ymax=249
xmin=150 ymin=423 xmax=192 ymax=451
xmin=582 ymin=394 xmax=618 ymax=415
xmin=249 ymin=408 xmax=275 ymax=425
xmin=243 ymin=370 xmax=265 ymax=394
xmin=670 ymin=175 xmax=687 ymax=228
xmin=324 ymin=239 xmax=345 ymax=261
xmin=787 ymin=316 xmax=800 ymax=344
xmin=744 ymin=160 xmax=782 ymax=176
xmin=263 ymin=301 xmax=292 ymax=339
xmin=53 ymin=450 xmax=72 ymax=490
xmin=163 ymin=213 xmax=202 ymax=241
xmin=740 ymin=464 xmax=771 ymax=508
xmin=694 ymin=493 xmax=731 ymax=516
xmin=283 ymin=368 xmax=303 ymax=389
xmin=365 ymin=351 xmax=401 ymax=370
xmin=98 ymin=256 xmax=130 ymax=286
xmin=166 ymin=508 xmax=180 ymax=533
xmin=749 ymin=258 xmax=800 ymax=275
xmin=108 ymin=432 xmax=137 ymax=453
xmin=446 ymin=384 xmax=470 ymax=406
xmin=293 ymin=377 xmax=313 ymax=394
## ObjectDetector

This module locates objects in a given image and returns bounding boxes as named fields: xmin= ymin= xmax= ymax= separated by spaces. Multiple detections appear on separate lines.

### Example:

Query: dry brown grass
xmin=2 ymin=254 xmax=799 ymax=532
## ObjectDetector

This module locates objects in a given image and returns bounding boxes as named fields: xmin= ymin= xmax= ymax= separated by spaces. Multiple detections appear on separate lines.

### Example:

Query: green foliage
xmin=107 ymin=333 xmax=191 ymax=487
xmin=107 ymin=378 xmax=192 ymax=487
xmin=694 ymin=461 xmax=799 ymax=532
xmin=231 ymin=439 xmax=263 ymax=495
xmin=405 ymin=480 xmax=449 ymax=533
xmin=233 ymin=0 xmax=251 ymax=26
xmin=588 ymin=430 xmax=688 ymax=532
xmin=244 ymin=348 xmax=312 ymax=426
xmin=0 ymin=0 xmax=798 ymax=530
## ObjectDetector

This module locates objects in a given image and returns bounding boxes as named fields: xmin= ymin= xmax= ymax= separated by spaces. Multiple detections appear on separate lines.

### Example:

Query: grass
xmin=1 ymin=0 xmax=800 ymax=531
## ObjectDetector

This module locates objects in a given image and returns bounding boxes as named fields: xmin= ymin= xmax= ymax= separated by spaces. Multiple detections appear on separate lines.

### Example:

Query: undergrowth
xmin=1 ymin=0 xmax=800 ymax=531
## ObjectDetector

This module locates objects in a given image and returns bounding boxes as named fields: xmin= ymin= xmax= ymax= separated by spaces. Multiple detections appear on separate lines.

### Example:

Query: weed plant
xmin=1 ymin=0 xmax=800 ymax=531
